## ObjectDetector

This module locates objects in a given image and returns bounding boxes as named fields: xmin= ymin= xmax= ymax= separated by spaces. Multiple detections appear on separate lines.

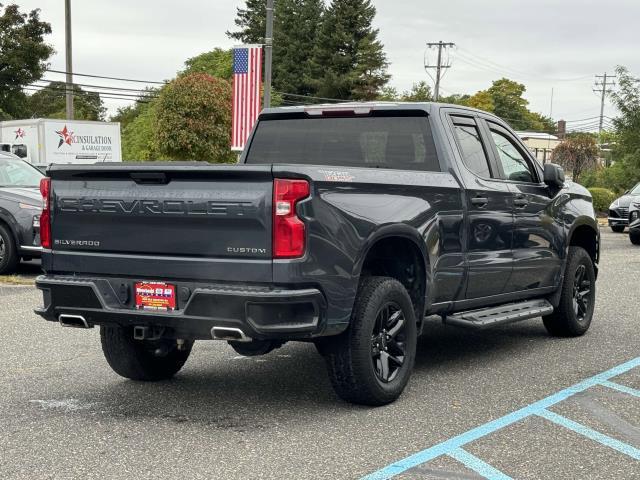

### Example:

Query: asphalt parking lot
xmin=0 ymin=229 xmax=638 ymax=479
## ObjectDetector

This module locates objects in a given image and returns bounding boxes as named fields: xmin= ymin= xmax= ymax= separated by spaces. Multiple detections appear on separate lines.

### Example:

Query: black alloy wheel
xmin=572 ymin=264 xmax=591 ymax=323
xmin=371 ymin=302 xmax=407 ymax=383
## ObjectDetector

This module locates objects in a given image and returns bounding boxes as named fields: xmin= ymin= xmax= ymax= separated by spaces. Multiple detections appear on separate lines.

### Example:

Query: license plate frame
xmin=134 ymin=281 xmax=176 ymax=311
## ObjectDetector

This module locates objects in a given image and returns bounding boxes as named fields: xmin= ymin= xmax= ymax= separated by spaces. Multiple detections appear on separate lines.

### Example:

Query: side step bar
xmin=444 ymin=299 xmax=553 ymax=329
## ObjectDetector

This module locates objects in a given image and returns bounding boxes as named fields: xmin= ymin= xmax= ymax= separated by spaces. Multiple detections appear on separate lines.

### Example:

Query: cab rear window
xmin=245 ymin=113 xmax=441 ymax=171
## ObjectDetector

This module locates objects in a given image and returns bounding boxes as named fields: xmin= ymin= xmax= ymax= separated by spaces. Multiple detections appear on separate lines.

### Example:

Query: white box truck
xmin=0 ymin=119 xmax=121 ymax=168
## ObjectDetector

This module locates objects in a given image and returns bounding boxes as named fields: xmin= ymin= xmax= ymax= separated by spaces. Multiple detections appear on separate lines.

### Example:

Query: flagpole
xmin=263 ymin=0 xmax=274 ymax=108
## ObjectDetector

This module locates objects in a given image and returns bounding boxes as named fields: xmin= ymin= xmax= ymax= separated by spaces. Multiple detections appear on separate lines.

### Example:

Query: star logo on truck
xmin=14 ymin=128 xmax=25 ymax=140
xmin=56 ymin=125 xmax=74 ymax=148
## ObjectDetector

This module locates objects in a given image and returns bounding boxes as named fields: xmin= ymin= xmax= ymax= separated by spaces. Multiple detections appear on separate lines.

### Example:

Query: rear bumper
xmin=35 ymin=275 xmax=331 ymax=340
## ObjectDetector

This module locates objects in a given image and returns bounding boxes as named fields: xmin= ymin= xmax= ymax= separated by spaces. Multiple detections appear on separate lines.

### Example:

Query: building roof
xmin=516 ymin=131 xmax=559 ymax=141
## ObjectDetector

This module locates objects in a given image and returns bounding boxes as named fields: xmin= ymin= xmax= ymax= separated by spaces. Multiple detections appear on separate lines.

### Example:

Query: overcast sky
xmin=14 ymin=0 xmax=639 ymax=130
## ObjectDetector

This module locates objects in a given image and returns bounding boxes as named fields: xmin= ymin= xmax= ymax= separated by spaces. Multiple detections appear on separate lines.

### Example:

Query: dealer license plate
xmin=135 ymin=282 xmax=176 ymax=311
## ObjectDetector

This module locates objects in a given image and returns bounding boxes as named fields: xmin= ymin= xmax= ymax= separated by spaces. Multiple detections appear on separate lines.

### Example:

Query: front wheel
xmin=100 ymin=326 xmax=192 ymax=381
xmin=610 ymin=225 xmax=625 ymax=233
xmin=0 ymin=224 xmax=19 ymax=275
xmin=321 ymin=277 xmax=417 ymax=406
xmin=630 ymin=231 xmax=640 ymax=245
xmin=543 ymin=247 xmax=596 ymax=337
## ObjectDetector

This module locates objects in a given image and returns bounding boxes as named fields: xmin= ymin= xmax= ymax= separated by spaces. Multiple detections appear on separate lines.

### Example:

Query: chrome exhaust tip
xmin=211 ymin=326 xmax=251 ymax=342
xmin=58 ymin=314 xmax=91 ymax=329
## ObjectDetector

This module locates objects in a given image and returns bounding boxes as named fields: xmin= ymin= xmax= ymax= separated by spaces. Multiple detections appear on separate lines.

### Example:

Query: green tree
xmin=377 ymin=86 xmax=399 ymax=101
xmin=227 ymin=0 xmax=265 ymax=44
xmin=310 ymin=0 xmax=389 ymax=100
xmin=0 ymin=4 xmax=54 ymax=118
xmin=155 ymin=73 xmax=234 ymax=163
xmin=552 ymin=133 xmax=599 ymax=183
xmin=26 ymin=81 xmax=105 ymax=120
xmin=121 ymin=99 xmax=161 ymax=161
xmin=465 ymin=90 xmax=494 ymax=112
xmin=609 ymin=66 xmax=640 ymax=157
xmin=110 ymin=88 xmax=159 ymax=130
xmin=229 ymin=0 xmax=323 ymax=97
xmin=272 ymin=0 xmax=324 ymax=96
xmin=486 ymin=78 xmax=531 ymax=129
xmin=401 ymin=81 xmax=432 ymax=101
xmin=181 ymin=48 xmax=233 ymax=80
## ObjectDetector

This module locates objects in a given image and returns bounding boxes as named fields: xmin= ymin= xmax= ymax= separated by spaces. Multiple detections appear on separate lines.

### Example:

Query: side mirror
xmin=544 ymin=163 xmax=565 ymax=188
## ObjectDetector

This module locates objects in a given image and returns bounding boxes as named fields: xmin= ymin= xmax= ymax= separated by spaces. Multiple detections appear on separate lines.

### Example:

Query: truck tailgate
xmin=47 ymin=164 xmax=274 ymax=282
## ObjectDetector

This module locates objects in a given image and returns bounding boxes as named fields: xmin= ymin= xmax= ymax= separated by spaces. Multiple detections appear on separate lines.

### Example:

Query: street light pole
xmin=64 ymin=0 xmax=73 ymax=120
xmin=263 ymin=0 xmax=274 ymax=108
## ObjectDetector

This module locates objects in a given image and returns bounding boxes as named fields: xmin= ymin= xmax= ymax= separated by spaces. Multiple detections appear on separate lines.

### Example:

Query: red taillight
xmin=39 ymin=177 xmax=51 ymax=249
xmin=273 ymin=179 xmax=309 ymax=258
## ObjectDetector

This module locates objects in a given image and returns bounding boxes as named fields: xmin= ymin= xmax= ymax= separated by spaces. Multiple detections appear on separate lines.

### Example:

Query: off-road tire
xmin=0 ymin=224 xmax=19 ymax=275
xmin=321 ymin=276 xmax=417 ymax=406
xmin=610 ymin=225 xmax=625 ymax=233
xmin=543 ymin=247 xmax=596 ymax=337
xmin=100 ymin=326 xmax=192 ymax=381
xmin=630 ymin=231 xmax=640 ymax=245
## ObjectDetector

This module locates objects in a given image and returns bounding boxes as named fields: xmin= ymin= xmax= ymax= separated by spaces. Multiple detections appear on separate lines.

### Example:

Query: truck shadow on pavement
xmin=48 ymin=318 xmax=562 ymax=429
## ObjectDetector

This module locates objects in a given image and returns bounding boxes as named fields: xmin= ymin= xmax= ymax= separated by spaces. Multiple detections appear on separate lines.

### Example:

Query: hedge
xmin=588 ymin=187 xmax=617 ymax=213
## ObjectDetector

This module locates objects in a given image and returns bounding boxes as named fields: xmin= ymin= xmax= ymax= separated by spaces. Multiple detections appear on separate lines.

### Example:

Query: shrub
xmin=588 ymin=187 xmax=616 ymax=213
xmin=155 ymin=73 xmax=234 ymax=163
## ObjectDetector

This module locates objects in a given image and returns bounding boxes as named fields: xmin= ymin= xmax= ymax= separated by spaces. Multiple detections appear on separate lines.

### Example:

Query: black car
xmin=0 ymin=152 xmax=43 ymax=274
xmin=629 ymin=200 xmax=640 ymax=245
xmin=608 ymin=182 xmax=640 ymax=232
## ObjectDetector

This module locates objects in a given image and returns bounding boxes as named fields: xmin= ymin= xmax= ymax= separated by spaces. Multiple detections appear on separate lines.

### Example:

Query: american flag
xmin=232 ymin=45 xmax=262 ymax=151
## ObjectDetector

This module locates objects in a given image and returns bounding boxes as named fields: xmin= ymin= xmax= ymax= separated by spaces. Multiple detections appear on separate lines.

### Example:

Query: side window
xmin=452 ymin=123 xmax=493 ymax=178
xmin=489 ymin=130 xmax=536 ymax=183
xmin=12 ymin=144 xmax=27 ymax=159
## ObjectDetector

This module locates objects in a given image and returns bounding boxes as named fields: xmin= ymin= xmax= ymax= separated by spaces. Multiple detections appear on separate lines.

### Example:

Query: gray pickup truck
xmin=35 ymin=103 xmax=599 ymax=405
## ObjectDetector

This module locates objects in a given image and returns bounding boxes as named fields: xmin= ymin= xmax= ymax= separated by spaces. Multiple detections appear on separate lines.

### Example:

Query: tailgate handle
xmin=130 ymin=172 xmax=169 ymax=185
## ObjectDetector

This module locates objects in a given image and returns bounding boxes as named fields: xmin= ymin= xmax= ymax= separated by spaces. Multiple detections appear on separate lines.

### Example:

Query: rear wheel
xmin=630 ymin=231 xmax=640 ymax=245
xmin=543 ymin=247 xmax=595 ymax=337
xmin=100 ymin=325 xmax=192 ymax=381
xmin=610 ymin=225 xmax=625 ymax=233
xmin=0 ymin=224 xmax=19 ymax=275
xmin=321 ymin=277 xmax=417 ymax=406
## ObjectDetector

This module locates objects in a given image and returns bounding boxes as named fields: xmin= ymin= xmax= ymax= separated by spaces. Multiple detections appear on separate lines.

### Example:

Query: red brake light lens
xmin=273 ymin=179 xmax=310 ymax=258
xmin=39 ymin=177 xmax=51 ymax=249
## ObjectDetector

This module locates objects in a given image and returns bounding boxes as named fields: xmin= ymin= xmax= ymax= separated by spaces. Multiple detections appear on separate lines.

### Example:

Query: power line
xmin=457 ymin=47 xmax=593 ymax=83
xmin=22 ymin=86 xmax=153 ymax=103
xmin=46 ymin=68 xmax=167 ymax=85
xmin=34 ymin=79 xmax=157 ymax=94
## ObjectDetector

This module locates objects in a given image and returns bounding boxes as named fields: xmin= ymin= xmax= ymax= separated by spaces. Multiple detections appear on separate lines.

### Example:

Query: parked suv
xmin=35 ymin=103 xmax=599 ymax=405
xmin=608 ymin=182 xmax=640 ymax=232
xmin=0 ymin=151 xmax=43 ymax=274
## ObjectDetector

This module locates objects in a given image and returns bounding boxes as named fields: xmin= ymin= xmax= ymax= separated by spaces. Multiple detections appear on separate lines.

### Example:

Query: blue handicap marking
xmin=536 ymin=409 xmax=640 ymax=461
xmin=361 ymin=356 xmax=640 ymax=480
xmin=600 ymin=380 xmax=640 ymax=398
xmin=448 ymin=448 xmax=513 ymax=480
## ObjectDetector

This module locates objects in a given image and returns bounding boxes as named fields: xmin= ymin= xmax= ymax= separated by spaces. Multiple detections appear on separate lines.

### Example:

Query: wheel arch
xmin=0 ymin=210 xmax=20 ymax=250
xmin=354 ymin=225 xmax=429 ymax=323
xmin=567 ymin=218 xmax=599 ymax=277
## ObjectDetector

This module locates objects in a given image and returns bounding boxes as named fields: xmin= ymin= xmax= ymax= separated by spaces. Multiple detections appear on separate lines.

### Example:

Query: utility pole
xmin=593 ymin=72 xmax=615 ymax=137
xmin=263 ymin=0 xmax=274 ymax=108
xmin=64 ymin=0 xmax=73 ymax=120
xmin=425 ymin=41 xmax=455 ymax=101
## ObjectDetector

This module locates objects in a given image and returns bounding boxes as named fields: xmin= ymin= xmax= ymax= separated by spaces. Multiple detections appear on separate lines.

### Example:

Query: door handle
xmin=470 ymin=196 xmax=488 ymax=207
xmin=514 ymin=196 xmax=529 ymax=208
